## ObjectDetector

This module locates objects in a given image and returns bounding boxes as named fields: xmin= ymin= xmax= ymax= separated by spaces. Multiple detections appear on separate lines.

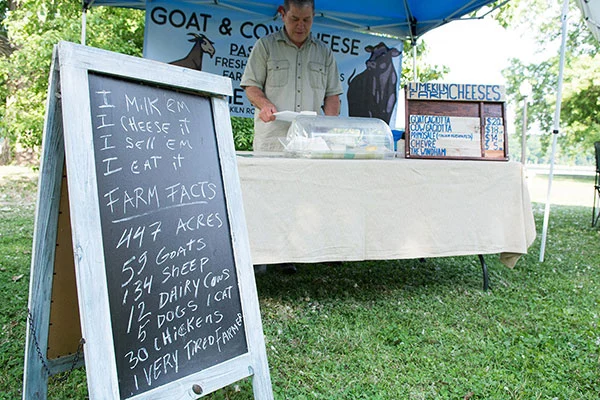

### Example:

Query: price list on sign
xmin=408 ymin=115 xmax=481 ymax=158
xmin=484 ymin=117 xmax=505 ymax=151
xmin=89 ymin=73 xmax=247 ymax=398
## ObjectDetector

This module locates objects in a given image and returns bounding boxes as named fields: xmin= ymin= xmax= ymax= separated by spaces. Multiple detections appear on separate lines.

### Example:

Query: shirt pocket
xmin=266 ymin=59 xmax=290 ymax=88
xmin=308 ymin=62 xmax=326 ymax=90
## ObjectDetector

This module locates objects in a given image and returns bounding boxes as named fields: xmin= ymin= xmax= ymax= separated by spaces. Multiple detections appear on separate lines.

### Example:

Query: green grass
xmin=1 ymin=169 xmax=38 ymax=398
xmin=527 ymin=172 xmax=595 ymax=207
xmin=1 ymin=167 xmax=599 ymax=399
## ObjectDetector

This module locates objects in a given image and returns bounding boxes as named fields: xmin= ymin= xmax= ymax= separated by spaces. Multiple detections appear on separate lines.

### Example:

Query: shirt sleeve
xmin=240 ymin=38 xmax=268 ymax=90
xmin=324 ymin=49 xmax=343 ymax=97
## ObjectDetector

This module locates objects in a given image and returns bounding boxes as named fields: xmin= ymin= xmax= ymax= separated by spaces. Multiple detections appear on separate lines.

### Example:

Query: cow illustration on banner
xmin=347 ymin=42 xmax=402 ymax=125
xmin=144 ymin=1 xmax=403 ymax=126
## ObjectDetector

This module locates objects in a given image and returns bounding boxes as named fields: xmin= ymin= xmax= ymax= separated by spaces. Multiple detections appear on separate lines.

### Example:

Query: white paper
xmin=274 ymin=110 xmax=317 ymax=122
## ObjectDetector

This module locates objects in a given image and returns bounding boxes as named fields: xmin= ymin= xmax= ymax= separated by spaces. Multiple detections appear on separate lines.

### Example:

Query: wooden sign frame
xmin=404 ymin=82 xmax=509 ymax=161
xmin=23 ymin=41 xmax=272 ymax=399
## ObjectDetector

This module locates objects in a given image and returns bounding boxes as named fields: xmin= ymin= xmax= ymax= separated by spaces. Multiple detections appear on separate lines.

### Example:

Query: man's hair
xmin=283 ymin=0 xmax=315 ymax=12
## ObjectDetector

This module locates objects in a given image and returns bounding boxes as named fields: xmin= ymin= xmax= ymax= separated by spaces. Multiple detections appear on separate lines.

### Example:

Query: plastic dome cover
xmin=282 ymin=115 xmax=395 ymax=159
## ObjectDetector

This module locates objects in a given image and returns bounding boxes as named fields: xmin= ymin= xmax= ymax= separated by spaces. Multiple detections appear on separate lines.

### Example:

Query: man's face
xmin=282 ymin=4 xmax=314 ymax=47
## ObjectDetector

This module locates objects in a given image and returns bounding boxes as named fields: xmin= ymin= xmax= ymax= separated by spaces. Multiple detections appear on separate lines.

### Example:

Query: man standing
xmin=241 ymin=0 xmax=343 ymax=152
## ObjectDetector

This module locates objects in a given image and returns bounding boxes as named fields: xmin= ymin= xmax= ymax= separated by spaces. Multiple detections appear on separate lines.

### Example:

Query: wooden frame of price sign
xmin=404 ymin=82 xmax=509 ymax=161
xmin=23 ymin=41 xmax=273 ymax=400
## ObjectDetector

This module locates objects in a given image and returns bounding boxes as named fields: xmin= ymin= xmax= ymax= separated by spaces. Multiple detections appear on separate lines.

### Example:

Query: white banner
xmin=143 ymin=0 xmax=403 ymax=125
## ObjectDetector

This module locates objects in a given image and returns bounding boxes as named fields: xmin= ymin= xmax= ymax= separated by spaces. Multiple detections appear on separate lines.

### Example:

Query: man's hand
xmin=257 ymin=103 xmax=277 ymax=122
xmin=244 ymin=86 xmax=278 ymax=122
xmin=323 ymin=95 xmax=341 ymax=116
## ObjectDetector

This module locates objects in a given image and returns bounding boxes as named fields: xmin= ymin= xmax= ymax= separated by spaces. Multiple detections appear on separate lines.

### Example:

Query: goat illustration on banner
xmin=170 ymin=33 xmax=216 ymax=70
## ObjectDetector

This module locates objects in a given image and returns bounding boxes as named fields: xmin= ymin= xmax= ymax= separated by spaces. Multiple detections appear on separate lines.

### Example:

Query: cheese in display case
xmin=282 ymin=115 xmax=395 ymax=159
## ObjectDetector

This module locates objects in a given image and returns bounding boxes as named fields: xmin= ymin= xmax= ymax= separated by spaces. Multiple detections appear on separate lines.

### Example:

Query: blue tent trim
xmin=83 ymin=0 xmax=500 ymax=40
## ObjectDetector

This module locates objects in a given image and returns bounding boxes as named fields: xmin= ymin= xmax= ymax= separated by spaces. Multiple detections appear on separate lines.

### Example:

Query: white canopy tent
xmin=540 ymin=0 xmax=600 ymax=261
xmin=81 ymin=0 xmax=505 ymax=79
xmin=577 ymin=0 xmax=600 ymax=42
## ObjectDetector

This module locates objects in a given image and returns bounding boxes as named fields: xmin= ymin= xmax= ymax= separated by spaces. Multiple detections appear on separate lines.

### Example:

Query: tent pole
xmin=539 ymin=0 xmax=569 ymax=262
xmin=81 ymin=9 xmax=87 ymax=45
xmin=412 ymin=41 xmax=417 ymax=81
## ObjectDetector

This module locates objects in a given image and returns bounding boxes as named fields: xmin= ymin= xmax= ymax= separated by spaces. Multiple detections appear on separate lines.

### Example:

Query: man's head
xmin=281 ymin=0 xmax=315 ymax=47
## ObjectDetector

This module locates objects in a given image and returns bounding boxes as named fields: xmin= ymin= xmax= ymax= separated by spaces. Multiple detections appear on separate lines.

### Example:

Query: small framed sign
xmin=404 ymin=82 xmax=508 ymax=161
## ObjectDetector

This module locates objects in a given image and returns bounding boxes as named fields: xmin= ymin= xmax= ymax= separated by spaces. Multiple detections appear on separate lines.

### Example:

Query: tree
xmin=501 ymin=0 xmax=600 ymax=164
xmin=402 ymin=39 xmax=449 ymax=84
xmin=0 ymin=0 xmax=13 ymax=55
xmin=0 ymin=1 xmax=143 ymax=156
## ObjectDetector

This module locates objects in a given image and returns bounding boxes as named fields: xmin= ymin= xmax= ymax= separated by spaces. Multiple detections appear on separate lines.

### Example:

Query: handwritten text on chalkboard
xmin=89 ymin=73 xmax=247 ymax=398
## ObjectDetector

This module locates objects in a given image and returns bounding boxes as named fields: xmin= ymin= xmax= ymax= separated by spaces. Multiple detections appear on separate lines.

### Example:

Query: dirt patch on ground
xmin=0 ymin=165 xmax=39 ymax=206
xmin=0 ymin=165 xmax=38 ymax=180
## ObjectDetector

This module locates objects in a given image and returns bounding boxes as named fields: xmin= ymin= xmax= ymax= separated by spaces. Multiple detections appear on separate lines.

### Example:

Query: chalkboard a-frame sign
xmin=23 ymin=41 xmax=273 ymax=399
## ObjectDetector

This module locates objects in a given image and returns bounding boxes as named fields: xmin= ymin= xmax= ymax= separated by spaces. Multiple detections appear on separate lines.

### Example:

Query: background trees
xmin=501 ymin=0 xmax=600 ymax=165
xmin=0 ymin=1 xmax=598 ymax=164
xmin=0 ymin=0 xmax=143 ymax=155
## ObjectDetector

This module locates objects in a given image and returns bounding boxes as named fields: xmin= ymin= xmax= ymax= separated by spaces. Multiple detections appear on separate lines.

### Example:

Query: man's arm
xmin=244 ymin=86 xmax=278 ymax=122
xmin=323 ymin=94 xmax=341 ymax=116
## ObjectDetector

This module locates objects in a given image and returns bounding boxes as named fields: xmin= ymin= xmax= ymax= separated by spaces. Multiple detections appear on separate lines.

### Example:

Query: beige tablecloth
xmin=236 ymin=155 xmax=536 ymax=268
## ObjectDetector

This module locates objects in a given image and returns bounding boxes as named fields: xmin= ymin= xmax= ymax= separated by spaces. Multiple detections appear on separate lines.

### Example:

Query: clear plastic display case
xmin=281 ymin=115 xmax=395 ymax=159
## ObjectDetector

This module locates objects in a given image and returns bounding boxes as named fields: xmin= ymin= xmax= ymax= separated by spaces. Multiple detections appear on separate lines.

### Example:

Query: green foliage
xmin=1 ymin=1 xmax=79 ymax=148
xmin=231 ymin=116 xmax=254 ymax=151
xmin=559 ymin=54 xmax=600 ymax=154
xmin=0 ymin=1 xmax=145 ymax=150
xmin=0 ymin=171 xmax=36 ymax=396
xmin=86 ymin=7 xmax=145 ymax=56
xmin=502 ymin=0 xmax=600 ymax=164
xmin=0 ymin=1 xmax=10 ymax=56
xmin=562 ymin=82 xmax=600 ymax=140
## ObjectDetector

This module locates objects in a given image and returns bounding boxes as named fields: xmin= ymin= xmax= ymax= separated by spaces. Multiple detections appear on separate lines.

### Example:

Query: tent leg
xmin=593 ymin=173 xmax=600 ymax=227
xmin=539 ymin=0 xmax=570 ymax=262
xmin=478 ymin=254 xmax=489 ymax=291
xmin=593 ymin=196 xmax=600 ymax=227
xmin=81 ymin=9 xmax=87 ymax=45
xmin=412 ymin=43 xmax=417 ymax=82
xmin=593 ymin=190 xmax=596 ymax=227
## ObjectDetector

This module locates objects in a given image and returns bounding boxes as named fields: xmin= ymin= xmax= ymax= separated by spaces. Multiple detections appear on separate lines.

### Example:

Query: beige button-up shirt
xmin=241 ymin=29 xmax=343 ymax=151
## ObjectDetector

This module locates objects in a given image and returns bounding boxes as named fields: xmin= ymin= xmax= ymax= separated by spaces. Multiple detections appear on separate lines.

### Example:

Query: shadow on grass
xmin=255 ymin=255 xmax=491 ymax=304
